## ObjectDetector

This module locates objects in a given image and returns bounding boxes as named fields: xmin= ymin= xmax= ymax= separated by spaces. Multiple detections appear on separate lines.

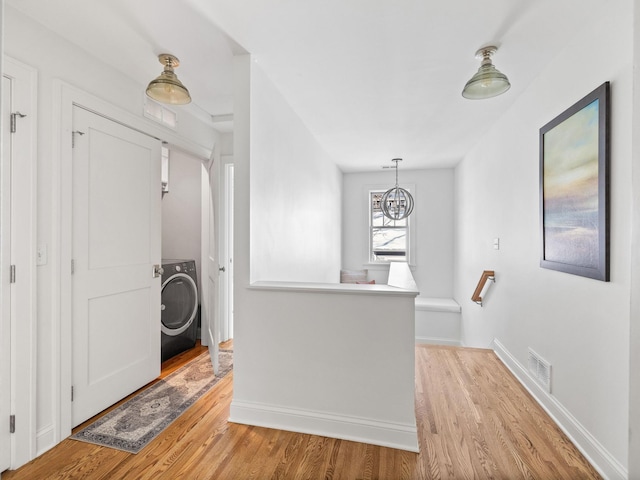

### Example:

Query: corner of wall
xmin=492 ymin=339 xmax=627 ymax=480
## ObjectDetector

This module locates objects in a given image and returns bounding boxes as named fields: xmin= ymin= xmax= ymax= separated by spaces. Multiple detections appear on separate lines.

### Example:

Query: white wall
xmin=342 ymin=169 xmax=454 ymax=295
xmin=230 ymin=284 xmax=419 ymax=451
xmin=3 ymin=6 xmax=217 ymax=456
xmin=161 ymin=149 xmax=203 ymax=292
xmin=249 ymin=64 xmax=342 ymax=283
xmin=231 ymin=58 xmax=418 ymax=450
xmin=454 ymin=2 xmax=631 ymax=477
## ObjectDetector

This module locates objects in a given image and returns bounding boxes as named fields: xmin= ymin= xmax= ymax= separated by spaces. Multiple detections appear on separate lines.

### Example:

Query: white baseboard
xmin=415 ymin=336 xmax=461 ymax=346
xmin=35 ymin=425 xmax=55 ymax=457
xmin=229 ymin=400 xmax=419 ymax=453
xmin=492 ymin=339 xmax=627 ymax=480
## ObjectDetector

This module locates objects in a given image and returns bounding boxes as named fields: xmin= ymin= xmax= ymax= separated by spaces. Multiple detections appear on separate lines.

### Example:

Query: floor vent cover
xmin=528 ymin=348 xmax=552 ymax=393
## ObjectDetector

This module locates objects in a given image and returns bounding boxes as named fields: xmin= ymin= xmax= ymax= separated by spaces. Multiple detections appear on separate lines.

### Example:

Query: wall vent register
xmin=528 ymin=348 xmax=552 ymax=393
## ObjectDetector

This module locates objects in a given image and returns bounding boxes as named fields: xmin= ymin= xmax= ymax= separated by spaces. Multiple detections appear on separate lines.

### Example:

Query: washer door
xmin=161 ymin=273 xmax=198 ymax=336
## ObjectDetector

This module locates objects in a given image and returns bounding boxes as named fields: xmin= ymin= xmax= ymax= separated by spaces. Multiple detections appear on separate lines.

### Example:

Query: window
xmin=369 ymin=190 xmax=409 ymax=263
xmin=144 ymin=97 xmax=178 ymax=130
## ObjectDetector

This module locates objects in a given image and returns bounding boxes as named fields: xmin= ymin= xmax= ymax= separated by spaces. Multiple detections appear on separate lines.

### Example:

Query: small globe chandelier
xmin=381 ymin=158 xmax=414 ymax=221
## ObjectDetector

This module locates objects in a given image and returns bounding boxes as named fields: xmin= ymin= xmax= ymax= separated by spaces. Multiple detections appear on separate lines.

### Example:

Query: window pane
xmin=371 ymin=192 xmax=384 ymax=226
xmin=372 ymin=210 xmax=385 ymax=227
xmin=383 ymin=215 xmax=407 ymax=227
xmin=372 ymin=191 xmax=407 ymax=227
xmin=372 ymin=227 xmax=406 ymax=262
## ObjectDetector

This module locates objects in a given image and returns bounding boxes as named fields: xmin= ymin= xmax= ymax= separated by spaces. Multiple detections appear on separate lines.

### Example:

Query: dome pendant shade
xmin=381 ymin=158 xmax=414 ymax=221
xmin=462 ymin=46 xmax=510 ymax=100
xmin=146 ymin=54 xmax=191 ymax=105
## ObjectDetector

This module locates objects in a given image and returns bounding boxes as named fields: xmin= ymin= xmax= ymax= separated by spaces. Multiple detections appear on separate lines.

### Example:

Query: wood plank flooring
xmin=3 ymin=343 xmax=602 ymax=479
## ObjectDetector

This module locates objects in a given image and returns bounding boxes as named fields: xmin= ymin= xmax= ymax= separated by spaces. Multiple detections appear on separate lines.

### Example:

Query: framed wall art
xmin=539 ymin=82 xmax=610 ymax=281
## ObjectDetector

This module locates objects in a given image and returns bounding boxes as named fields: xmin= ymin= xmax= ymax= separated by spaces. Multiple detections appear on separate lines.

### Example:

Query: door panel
xmin=87 ymin=130 xmax=151 ymax=268
xmin=87 ymin=288 xmax=150 ymax=382
xmin=72 ymin=106 xmax=162 ymax=427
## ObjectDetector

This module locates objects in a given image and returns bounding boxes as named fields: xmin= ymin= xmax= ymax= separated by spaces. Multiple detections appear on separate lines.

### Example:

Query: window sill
xmin=364 ymin=262 xmax=416 ymax=271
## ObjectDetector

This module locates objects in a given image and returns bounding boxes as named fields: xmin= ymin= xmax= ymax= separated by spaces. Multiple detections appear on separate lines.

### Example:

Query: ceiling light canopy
xmin=462 ymin=46 xmax=510 ymax=100
xmin=146 ymin=54 xmax=191 ymax=105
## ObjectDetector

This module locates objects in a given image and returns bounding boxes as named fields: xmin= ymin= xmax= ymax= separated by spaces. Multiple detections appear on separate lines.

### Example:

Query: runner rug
xmin=71 ymin=349 xmax=233 ymax=454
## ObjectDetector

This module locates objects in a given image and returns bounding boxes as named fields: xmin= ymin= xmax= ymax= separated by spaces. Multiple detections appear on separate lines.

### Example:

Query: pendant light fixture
xmin=462 ymin=46 xmax=510 ymax=100
xmin=381 ymin=158 xmax=414 ymax=221
xmin=146 ymin=54 xmax=192 ymax=105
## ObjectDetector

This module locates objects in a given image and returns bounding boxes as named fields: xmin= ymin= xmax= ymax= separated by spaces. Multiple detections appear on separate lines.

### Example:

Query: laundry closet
xmin=160 ymin=148 xmax=205 ymax=361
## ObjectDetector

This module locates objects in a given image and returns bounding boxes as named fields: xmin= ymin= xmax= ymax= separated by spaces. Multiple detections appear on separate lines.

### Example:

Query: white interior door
xmin=0 ymin=70 xmax=12 ymax=476
xmin=71 ymin=106 xmax=162 ymax=427
xmin=1 ymin=57 xmax=37 ymax=471
xmin=202 ymin=156 xmax=219 ymax=372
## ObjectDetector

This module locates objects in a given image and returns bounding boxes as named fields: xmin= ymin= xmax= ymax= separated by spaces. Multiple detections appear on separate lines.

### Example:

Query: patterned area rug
xmin=71 ymin=349 xmax=233 ymax=454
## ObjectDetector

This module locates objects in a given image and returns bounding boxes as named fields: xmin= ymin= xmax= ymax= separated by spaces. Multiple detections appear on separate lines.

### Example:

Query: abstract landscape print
xmin=540 ymin=82 xmax=609 ymax=281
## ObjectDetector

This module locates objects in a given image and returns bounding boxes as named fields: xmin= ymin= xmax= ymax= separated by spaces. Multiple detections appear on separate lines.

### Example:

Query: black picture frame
xmin=539 ymin=82 xmax=610 ymax=281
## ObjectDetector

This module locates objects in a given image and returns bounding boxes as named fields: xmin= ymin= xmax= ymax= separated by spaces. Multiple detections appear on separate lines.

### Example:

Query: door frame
xmin=54 ymin=81 xmax=214 ymax=440
xmin=70 ymin=105 xmax=163 ymax=428
xmin=220 ymin=160 xmax=234 ymax=341
xmin=1 ymin=56 xmax=37 ymax=470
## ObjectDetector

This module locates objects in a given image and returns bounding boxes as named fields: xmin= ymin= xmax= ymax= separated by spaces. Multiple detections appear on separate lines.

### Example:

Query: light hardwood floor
xmin=3 ymin=343 xmax=601 ymax=479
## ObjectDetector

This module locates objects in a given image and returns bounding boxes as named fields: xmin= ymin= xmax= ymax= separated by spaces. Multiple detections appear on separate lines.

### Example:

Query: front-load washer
xmin=161 ymin=259 xmax=199 ymax=362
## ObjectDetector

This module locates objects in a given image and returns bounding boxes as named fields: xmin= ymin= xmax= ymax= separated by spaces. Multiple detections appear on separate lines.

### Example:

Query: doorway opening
xmin=161 ymin=149 xmax=204 ymax=363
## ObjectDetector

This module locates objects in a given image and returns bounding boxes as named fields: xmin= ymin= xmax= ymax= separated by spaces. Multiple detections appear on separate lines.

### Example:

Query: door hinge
xmin=71 ymin=259 xmax=75 ymax=274
xmin=10 ymin=112 xmax=26 ymax=134
xmin=9 ymin=414 xmax=15 ymax=434
xmin=71 ymin=130 xmax=85 ymax=148
xmin=71 ymin=386 xmax=74 ymax=402
xmin=10 ymin=265 xmax=16 ymax=283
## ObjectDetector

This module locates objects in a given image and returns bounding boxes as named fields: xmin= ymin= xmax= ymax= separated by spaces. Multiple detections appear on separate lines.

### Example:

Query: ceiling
xmin=6 ymin=0 xmax=608 ymax=172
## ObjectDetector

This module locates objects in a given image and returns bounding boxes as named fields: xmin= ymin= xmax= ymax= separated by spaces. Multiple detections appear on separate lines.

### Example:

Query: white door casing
xmin=71 ymin=106 xmax=161 ymax=427
xmin=1 ymin=57 xmax=37 ymax=471
xmin=57 ymin=82 xmax=214 ymax=445
xmin=222 ymin=162 xmax=234 ymax=341
xmin=0 ymin=4 xmax=5 ymax=471
xmin=0 ymin=67 xmax=12 ymax=477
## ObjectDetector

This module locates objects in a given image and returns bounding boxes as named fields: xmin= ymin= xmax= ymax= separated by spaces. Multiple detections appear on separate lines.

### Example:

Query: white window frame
xmin=366 ymin=185 xmax=416 ymax=266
